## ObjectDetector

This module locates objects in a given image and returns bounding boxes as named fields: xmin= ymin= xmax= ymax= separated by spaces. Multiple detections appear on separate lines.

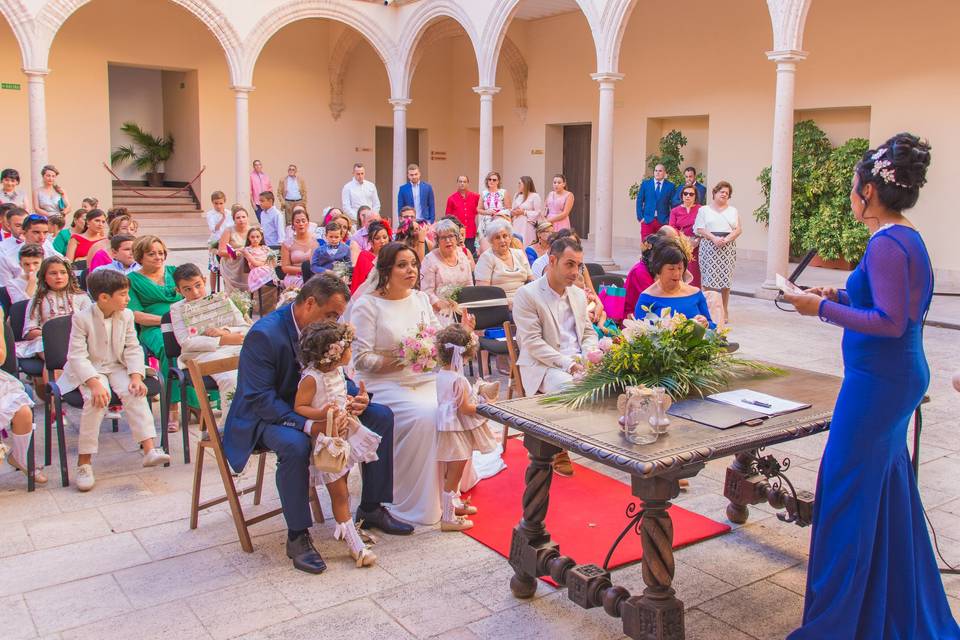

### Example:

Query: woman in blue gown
xmin=634 ymin=237 xmax=715 ymax=329
xmin=784 ymin=133 xmax=959 ymax=639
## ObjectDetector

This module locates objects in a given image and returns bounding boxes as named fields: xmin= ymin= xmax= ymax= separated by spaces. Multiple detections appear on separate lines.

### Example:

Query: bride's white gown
xmin=351 ymin=290 xmax=442 ymax=525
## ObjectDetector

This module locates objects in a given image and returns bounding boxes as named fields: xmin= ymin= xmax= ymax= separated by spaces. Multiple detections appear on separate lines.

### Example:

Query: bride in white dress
xmin=351 ymin=243 xmax=476 ymax=525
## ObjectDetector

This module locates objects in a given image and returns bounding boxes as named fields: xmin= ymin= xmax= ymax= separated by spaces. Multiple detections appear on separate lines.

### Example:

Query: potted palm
xmin=110 ymin=122 xmax=175 ymax=187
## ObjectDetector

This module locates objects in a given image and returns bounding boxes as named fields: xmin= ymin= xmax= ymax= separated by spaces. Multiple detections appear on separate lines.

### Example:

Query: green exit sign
xmin=1 ymin=83 xmax=21 ymax=90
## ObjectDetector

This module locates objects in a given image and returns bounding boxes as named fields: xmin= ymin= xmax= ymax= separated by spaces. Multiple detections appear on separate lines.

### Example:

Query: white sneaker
xmin=142 ymin=448 xmax=171 ymax=467
xmin=76 ymin=464 xmax=95 ymax=492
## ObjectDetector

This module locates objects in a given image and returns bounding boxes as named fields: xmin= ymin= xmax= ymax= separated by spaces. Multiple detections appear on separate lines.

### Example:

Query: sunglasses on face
xmin=683 ymin=192 xmax=695 ymax=197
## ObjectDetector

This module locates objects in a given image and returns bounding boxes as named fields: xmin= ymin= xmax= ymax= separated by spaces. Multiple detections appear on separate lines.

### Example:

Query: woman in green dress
xmin=127 ymin=235 xmax=184 ymax=431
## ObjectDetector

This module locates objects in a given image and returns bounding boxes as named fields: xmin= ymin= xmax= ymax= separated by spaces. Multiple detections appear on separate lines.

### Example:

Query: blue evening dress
xmin=789 ymin=225 xmax=959 ymax=639
xmin=634 ymin=290 xmax=715 ymax=329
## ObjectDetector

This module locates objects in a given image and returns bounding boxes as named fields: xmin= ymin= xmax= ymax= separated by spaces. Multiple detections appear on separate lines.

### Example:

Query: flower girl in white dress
xmin=435 ymin=324 xmax=500 ymax=531
xmin=295 ymin=321 xmax=381 ymax=567
xmin=0 ymin=308 xmax=47 ymax=485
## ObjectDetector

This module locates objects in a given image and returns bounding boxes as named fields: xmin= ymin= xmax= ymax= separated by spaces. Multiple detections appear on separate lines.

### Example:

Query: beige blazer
xmin=57 ymin=305 xmax=146 ymax=394
xmin=512 ymin=276 xmax=598 ymax=396
xmin=276 ymin=175 xmax=307 ymax=209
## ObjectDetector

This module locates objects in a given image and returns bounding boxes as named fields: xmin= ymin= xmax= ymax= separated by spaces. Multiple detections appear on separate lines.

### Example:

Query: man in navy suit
xmin=223 ymin=273 xmax=411 ymax=574
xmin=669 ymin=166 xmax=707 ymax=207
xmin=635 ymin=164 xmax=676 ymax=239
xmin=397 ymin=163 xmax=435 ymax=223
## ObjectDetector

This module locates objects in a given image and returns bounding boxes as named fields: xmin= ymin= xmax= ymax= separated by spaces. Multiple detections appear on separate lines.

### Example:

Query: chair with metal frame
xmin=160 ymin=311 xmax=221 ymax=464
xmin=2 ymin=320 xmax=38 ymax=491
xmin=42 ymin=315 xmax=165 ymax=487
xmin=185 ymin=355 xmax=324 ymax=553
xmin=0 ymin=286 xmax=11 ymax=317
xmin=457 ymin=285 xmax=513 ymax=378
xmin=8 ymin=300 xmax=44 ymax=382
xmin=585 ymin=262 xmax=606 ymax=278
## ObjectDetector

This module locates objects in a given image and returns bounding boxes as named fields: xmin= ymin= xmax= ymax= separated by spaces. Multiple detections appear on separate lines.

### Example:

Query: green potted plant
xmin=110 ymin=122 xmax=175 ymax=187
xmin=754 ymin=120 xmax=868 ymax=268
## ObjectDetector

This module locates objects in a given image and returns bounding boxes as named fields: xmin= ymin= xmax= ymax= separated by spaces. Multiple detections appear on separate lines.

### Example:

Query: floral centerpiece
xmin=228 ymin=290 xmax=253 ymax=321
xmin=541 ymin=310 xmax=781 ymax=408
xmin=331 ymin=261 xmax=353 ymax=286
xmin=395 ymin=322 xmax=439 ymax=373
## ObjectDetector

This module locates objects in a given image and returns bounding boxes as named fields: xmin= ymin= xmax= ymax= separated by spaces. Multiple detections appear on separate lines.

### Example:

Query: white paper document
xmin=708 ymin=389 xmax=810 ymax=416
xmin=776 ymin=273 xmax=803 ymax=295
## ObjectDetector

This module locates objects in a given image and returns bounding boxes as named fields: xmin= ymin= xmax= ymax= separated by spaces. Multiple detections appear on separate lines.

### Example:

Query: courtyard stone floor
xmin=2 ymin=294 xmax=959 ymax=639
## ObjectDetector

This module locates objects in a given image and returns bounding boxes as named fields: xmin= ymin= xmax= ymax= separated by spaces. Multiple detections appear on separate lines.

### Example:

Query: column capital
xmin=765 ymin=49 xmax=808 ymax=64
xmin=472 ymin=86 xmax=501 ymax=97
xmin=388 ymin=97 xmax=412 ymax=110
xmin=591 ymin=72 xmax=624 ymax=84
xmin=22 ymin=67 xmax=50 ymax=78
xmin=231 ymin=85 xmax=255 ymax=94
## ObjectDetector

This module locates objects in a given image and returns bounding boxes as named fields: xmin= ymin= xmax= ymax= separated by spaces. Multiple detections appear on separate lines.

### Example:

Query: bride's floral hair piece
xmin=299 ymin=320 xmax=355 ymax=371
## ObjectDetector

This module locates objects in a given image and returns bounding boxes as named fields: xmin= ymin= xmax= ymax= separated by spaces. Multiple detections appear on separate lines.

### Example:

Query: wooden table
xmin=476 ymin=366 xmax=840 ymax=640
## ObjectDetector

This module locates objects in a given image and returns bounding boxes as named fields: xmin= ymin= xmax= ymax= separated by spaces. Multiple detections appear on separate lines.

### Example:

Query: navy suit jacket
xmin=222 ymin=304 xmax=363 ymax=472
xmin=670 ymin=182 xmax=707 ymax=207
xmin=397 ymin=181 xmax=436 ymax=223
xmin=636 ymin=178 xmax=676 ymax=224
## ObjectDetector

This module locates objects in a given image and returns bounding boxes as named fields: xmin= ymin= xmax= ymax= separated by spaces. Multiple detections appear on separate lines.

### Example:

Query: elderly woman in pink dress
xmin=545 ymin=173 xmax=574 ymax=231
xmin=421 ymin=219 xmax=475 ymax=320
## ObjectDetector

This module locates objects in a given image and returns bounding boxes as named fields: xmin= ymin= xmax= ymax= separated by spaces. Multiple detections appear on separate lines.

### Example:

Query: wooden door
xmin=562 ymin=124 xmax=592 ymax=238
xmin=375 ymin=127 xmax=422 ymax=221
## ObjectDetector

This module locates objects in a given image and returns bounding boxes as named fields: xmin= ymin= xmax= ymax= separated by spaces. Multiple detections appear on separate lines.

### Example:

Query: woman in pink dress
xmin=421 ymin=219 xmax=475 ymax=322
xmin=280 ymin=208 xmax=317 ymax=289
xmin=545 ymin=174 xmax=574 ymax=231
xmin=668 ymin=186 xmax=702 ymax=287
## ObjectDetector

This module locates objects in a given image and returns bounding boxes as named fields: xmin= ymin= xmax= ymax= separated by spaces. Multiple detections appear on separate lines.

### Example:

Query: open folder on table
xmin=668 ymin=389 xmax=810 ymax=430
xmin=707 ymin=389 xmax=810 ymax=417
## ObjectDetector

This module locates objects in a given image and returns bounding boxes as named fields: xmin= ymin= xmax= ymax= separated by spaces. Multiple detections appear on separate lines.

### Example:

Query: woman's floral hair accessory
xmin=869 ymin=147 xmax=911 ymax=189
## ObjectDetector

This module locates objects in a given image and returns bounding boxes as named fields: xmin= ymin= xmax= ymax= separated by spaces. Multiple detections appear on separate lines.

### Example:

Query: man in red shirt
xmin=444 ymin=175 xmax=479 ymax=256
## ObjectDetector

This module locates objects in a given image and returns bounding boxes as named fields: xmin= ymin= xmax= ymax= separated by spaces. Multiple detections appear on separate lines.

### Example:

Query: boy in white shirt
xmin=168 ymin=263 xmax=249 ymax=419
xmin=257 ymin=191 xmax=284 ymax=246
xmin=7 ymin=243 xmax=43 ymax=303
xmin=57 ymin=269 xmax=170 ymax=491
xmin=204 ymin=190 xmax=231 ymax=290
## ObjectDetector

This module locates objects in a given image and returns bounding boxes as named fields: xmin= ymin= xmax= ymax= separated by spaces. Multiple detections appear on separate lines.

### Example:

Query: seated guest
xmin=350 ymin=221 xmax=389 ymax=295
xmin=322 ymin=208 xmax=360 ymax=265
xmin=350 ymin=205 xmax=377 ymax=252
xmin=0 ymin=213 xmax=61 ymax=284
xmin=92 ymin=234 xmax=140 ymax=276
xmin=243 ymin=227 xmax=278 ymax=315
xmin=57 ymin=269 xmax=171 ymax=492
xmin=525 ymin=220 xmax=554 ymax=266
xmin=394 ymin=214 xmax=434 ymax=263
xmin=635 ymin=237 xmax=714 ymax=329
xmin=0 ymin=206 xmax=26 ymax=258
xmin=218 ymin=206 xmax=252 ymax=294
xmin=19 ymin=256 xmax=90 ymax=360
xmin=513 ymin=236 xmax=598 ymax=476
xmin=223 ymin=274 xmax=408 ymax=574
xmin=53 ymin=208 xmax=86 ymax=254
xmin=47 ymin=213 xmax=65 ymax=241
xmin=65 ymin=208 xmax=107 ymax=263
xmin=473 ymin=219 xmax=533 ymax=301
xmin=170 ymin=263 xmax=249 ymax=419
xmin=624 ymin=225 xmax=681 ymax=319
xmin=87 ymin=214 xmax=136 ymax=271
xmin=7 ymin=243 xmax=43 ymax=303
xmin=127 ymin=235 xmax=185 ymax=431
xmin=441 ymin=215 xmax=477 ymax=270
xmin=311 ymin=221 xmax=352 ymax=275
xmin=280 ymin=208 xmax=316 ymax=289
xmin=257 ymin=191 xmax=285 ymax=246
xmin=421 ymin=219 xmax=474 ymax=316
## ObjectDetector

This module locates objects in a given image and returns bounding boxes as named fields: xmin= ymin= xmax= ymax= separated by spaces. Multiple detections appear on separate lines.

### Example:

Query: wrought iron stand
xmin=724 ymin=448 xmax=814 ymax=526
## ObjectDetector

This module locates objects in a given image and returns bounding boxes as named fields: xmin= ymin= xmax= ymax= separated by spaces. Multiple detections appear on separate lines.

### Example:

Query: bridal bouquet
xmin=541 ymin=308 xmax=781 ymax=408
xmin=395 ymin=322 xmax=439 ymax=373
xmin=331 ymin=261 xmax=353 ymax=286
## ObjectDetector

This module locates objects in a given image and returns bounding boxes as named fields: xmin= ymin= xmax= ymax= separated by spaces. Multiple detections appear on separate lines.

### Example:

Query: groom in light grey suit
xmin=512 ymin=236 xmax=597 ymax=476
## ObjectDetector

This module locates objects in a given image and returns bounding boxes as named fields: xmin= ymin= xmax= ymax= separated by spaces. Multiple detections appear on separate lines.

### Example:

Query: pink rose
xmin=188 ymin=327 xmax=198 ymax=337
xmin=598 ymin=337 xmax=613 ymax=352
xmin=586 ymin=349 xmax=604 ymax=365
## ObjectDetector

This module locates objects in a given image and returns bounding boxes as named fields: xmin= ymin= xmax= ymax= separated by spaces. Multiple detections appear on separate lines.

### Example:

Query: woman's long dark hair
xmin=32 ymin=255 xmax=82 ymax=321
xmin=374 ymin=242 xmax=421 ymax=292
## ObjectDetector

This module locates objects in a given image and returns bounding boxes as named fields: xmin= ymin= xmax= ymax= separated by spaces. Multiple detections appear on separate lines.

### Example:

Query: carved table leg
xmin=509 ymin=434 xmax=562 ymax=598
xmin=724 ymin=450 xmax=759 ymax=524
xmin=621 ymin=475 xmax=685 ymax=640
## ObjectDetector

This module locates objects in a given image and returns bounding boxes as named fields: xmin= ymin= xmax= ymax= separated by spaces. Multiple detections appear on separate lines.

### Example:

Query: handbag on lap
xmin=312 ymin=408 xmax=351 ymax=474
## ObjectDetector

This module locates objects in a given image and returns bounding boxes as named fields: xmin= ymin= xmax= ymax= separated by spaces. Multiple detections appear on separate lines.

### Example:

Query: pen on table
xmin=741 ymin=399 xmax=773 ymax=408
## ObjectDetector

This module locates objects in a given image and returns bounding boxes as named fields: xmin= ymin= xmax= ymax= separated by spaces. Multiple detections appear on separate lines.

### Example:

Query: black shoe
xmin=285 ymin=532 xmax=327 ymax=574
xmin=356 ymin=505 xmax=414 ymax=536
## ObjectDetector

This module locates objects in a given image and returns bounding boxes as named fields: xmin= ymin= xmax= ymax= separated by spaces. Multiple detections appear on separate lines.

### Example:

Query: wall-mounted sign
xmin=354 ymin=147 xmax=373 ymax=153
xmin=1 ymin=83 xmax=21 ymax=91
xmin=430 ymin=151 xmax=447 ymax=161
xmin=530 ymin=149 xmax=544 ymax=155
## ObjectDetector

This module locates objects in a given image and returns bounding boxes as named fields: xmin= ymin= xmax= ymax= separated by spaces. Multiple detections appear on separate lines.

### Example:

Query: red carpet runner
xmin=462 ymin=439 xmax=730 ymax=577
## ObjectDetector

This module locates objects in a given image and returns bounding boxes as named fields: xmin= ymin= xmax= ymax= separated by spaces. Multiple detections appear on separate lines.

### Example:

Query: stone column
xmin=473 ymin=86 xmax=500 ymax=186
xmin=389 ymin=98 xmax=412 ymax=226
xmin=759 ymin=50 xmax=807 ymax=297
xmin=233 ymin=86 xmax=253 ymax=206
xmin=24 ymin=68 xmax=50 ymax=187
xmin=591 ymin=72 xmax=624 ymax=269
